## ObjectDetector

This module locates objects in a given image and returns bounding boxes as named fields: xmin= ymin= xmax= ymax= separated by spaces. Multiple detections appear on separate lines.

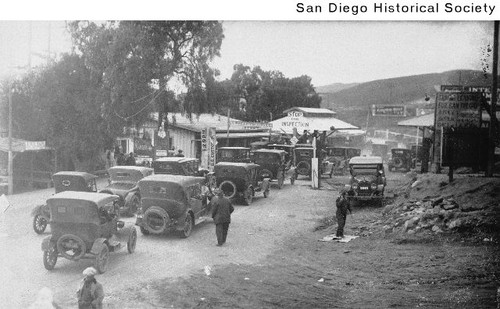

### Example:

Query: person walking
xmin=211 ymin=188 xmax=234 ymax=246
xmin=76 ymin=267 xmax=104 ymax=309
xmin=335 ymin=189 xmax=352 ymax=238
xmin=125 ymin=152 xmax=136 ymax=166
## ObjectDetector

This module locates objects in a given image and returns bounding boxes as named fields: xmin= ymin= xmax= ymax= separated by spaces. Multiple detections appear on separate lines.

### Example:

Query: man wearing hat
xmin=211 ymin=188 xmax=234 ymax=246
xmin=76 ymin=267 xmax=104 ymax=309
xmin=336 ymin=189 xmax=352 ymax=238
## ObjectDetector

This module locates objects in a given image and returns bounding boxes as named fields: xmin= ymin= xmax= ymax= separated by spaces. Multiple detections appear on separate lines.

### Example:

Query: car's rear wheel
xmin=143 ymin=206 xmax=169 ymax=235
xmin=127 ymin=228 xmax=137 ymax=253
xmin=56 ymin=234 xmax=86 ymax=260
xmin=33 ymin=215 xmax=48 ymax=234
xmin=43 ymin=243 xmax=58 ymax=270
xmin=296 ymin=161 xmax=310 ymax=176
xmin=95 ymin=245 xmax=109 ymax=274
xmin=181 ymin=214 xmax=194 ymax=238
xmin=243 ymin=187 xmax=254 ymax=205
xmin=219 ymin=180 xmax=237 ymax=199
xmin=393 ymin=157 xmax=404 ymax=168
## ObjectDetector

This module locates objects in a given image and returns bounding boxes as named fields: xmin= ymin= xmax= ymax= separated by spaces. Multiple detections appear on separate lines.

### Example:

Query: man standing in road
xmin=336 ymin=189 xmax=352 ymax=238
xmin=211 ymin=188 xmax=234 ymax=246
xmin=76 ymin=267 xmax=104 ymax=309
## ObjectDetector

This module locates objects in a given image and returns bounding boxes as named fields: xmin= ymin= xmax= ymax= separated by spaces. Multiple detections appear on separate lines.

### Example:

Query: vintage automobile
xmin=32 ymin=171 xmax=98 ymax=234
xmin=345 ymin=156 xmax=386 ymax=206
xmin=325 ymin=147 xmax=362 ymax=176
xmin=213 ymin=162 xmax=270 ymax=205
xmin=267 ymin=144 xmax=295 ymax=168
xmin=99 ymin=166 xmax=153 ymax=216
xmin=388 ymin=148 xmax=414 ymax=172
xmin=135 ymin=174 xmax=211 ymax=237
xmin=41 ymin=191 xmax=137 ymax=273
xmin=152 ymin=157 xmax=209 ymax=177
xmin=251 ymin=149 xmax=289 ymax=188
xmin=293 ymin=146 xmax=327 ymax=179
xmin=217 ymin=147 xmax=252 ymax=163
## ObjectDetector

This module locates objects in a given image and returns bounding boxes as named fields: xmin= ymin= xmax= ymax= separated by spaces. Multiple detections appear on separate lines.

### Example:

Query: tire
xmin=127 ymin=228 xmax=137 ymax=253
xmin=143 ymin=206 xmax=169 ymax=235
xmin=139 ymin=226 xmax=150 ymax=236
xmin=219 ymin=180 xmax=237 ymax=199
xmin=124 ymin=194 xmax=140 ymax=217
xmin=393 ymin=157 xmax=403 ymax=168
xmin=94 ymin=245 xmax=110 ymax=274
xmin=296 ymin=161 xmax=311 ymax=176
xmin=43 ymin=243 xmax=58 ymax=270
xmin=243 ymin=187 xmax=254 ymax=205
xmin=56 ymin=234 xmax=86 ymax=260
xmin=33 ymin=215 xmax=48 ymax=234
xmin=180 ymin=213 xmax=194 ymax=238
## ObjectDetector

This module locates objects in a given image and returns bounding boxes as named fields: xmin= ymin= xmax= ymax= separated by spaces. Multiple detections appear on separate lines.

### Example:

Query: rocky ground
xmin=108 ymin=171 xmax=500 ymax=309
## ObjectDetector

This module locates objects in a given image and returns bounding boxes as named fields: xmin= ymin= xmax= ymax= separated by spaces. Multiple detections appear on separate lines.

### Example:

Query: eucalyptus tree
xmin=68 ymin=21 xmax=224 ymax=143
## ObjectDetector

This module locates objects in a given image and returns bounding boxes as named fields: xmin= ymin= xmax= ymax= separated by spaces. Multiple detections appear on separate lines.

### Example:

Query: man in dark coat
xmin=211 ymin=189 xmax=234 ymax=246
xmin=336 ymin=189 xmax=352 ymax=238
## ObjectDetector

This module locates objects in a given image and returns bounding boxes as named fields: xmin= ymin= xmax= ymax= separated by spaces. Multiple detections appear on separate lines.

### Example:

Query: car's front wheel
xmin=181 ymin=214 xmax=194 ymax=238
xmin=43 ymin=244 xmax=58 ymax=270
xmin=95 ymin=245 xmax=110 ymax=274
xmin=33 ymin=215 xmax=48 ymax=234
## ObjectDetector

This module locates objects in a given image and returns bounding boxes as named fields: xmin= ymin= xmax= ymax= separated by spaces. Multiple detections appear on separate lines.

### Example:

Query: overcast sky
xmin=0 ymin=21 xmax=494 ymax=87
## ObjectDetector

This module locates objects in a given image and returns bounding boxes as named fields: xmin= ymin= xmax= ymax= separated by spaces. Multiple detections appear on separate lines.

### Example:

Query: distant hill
xmin=319 ymin=70 xmax=495 ymax=132
xmin=315 ymin=82 xmax=359 ymax=94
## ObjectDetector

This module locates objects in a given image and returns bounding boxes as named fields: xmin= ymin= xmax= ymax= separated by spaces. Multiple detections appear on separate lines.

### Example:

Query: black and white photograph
xmin=1 ymin=13 xmax=499 ymax=309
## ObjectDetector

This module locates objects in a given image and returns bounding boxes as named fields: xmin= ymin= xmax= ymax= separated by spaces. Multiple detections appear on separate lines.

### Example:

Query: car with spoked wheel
xmin=135 ymin=175 xmax=211 ymax=237
xmin=388 ymin=148 xmax=414 ymax=172
xmin=32 ymin=171 xmax=98 ymax=234
xmin=345 ymin=156 xmax=386 ymax=206
xmin=41 ymin=191 xmax=137 ymax=273
xmin=212 ymin=162 xmax=270 ymax=205
xmin=99 ymin=166 xmax=153 ymax=216
xmin=251 ymin=149 xmax=289 ymax=188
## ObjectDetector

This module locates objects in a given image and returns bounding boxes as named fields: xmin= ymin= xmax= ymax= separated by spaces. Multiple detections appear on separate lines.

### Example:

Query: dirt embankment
xmin=116 ymin=173 xmax=500 ymax=309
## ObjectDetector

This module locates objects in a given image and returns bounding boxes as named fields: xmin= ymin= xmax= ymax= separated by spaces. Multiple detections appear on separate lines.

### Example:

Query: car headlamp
xmin=371 ymin=183 xmax=377 ymax=190
xmin=352 ymin=183 xmax=359 ymax=190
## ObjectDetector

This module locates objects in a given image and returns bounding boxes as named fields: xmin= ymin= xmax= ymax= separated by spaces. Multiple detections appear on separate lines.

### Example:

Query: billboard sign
xmin=435 ymin=92 xmax=481 ymax=129
xmin=200 ymin=128 xmax=209 ymax=169
xmin=371 ymin=105 xmax=406 ymax=116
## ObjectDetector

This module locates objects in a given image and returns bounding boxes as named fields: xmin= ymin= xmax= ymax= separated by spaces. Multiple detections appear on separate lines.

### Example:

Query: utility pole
xmin=7 ymin=84 xmax=13 ymax=195
xmin=487 ymin=21 xmax=499 ymax=177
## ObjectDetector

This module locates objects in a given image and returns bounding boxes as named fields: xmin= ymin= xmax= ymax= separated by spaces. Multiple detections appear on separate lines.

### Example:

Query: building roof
xmin=149 ymin=112 xmax=270 ymax=133
xmin=283 ymin=107 xmax=336 ymax=117
xmin=398 ymin=113 xmax=435 ymax=128
xmin=270 ymin=115 xmax=358 ymax=134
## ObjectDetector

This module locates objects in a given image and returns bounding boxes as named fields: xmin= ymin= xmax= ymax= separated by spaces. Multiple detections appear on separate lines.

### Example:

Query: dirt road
xmin=0 ymin=178 xmax=335 ymax=308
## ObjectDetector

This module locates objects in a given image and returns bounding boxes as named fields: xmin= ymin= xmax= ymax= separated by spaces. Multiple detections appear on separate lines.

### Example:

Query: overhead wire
xmin=113 ymin=88 xmax=164 ymax=121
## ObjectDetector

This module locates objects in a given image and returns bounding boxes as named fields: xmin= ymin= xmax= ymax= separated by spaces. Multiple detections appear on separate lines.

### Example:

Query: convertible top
xmin=47 ymin=191 xmax=119 ymax=206
xmin=349 ymin=156 xmax=383 ymax=165
xmin=52 ymin=171 xmax=98 ymax=181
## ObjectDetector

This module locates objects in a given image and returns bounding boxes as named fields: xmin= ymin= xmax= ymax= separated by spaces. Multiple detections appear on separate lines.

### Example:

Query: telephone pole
xmin=487 ymin=21 xmax=499 ymax=177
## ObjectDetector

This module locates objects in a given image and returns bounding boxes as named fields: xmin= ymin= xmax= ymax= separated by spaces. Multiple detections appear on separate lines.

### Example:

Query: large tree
xmin=68 ymin=21 xmax=224 ymax=139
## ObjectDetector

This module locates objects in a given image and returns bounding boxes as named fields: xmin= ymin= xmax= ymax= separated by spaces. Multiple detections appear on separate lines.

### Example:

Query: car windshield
xmin=253 ymin=153 xmax=279 ymax=162
xmin=218 ymin=149 xmax=250 ymax=161
xmin=350 ymin=164 xmax=380 ymax=176
xmin=328 ymin=148 xmax=346 ymax=156
xmin=154 ymin=162 xmax=185 ymax=175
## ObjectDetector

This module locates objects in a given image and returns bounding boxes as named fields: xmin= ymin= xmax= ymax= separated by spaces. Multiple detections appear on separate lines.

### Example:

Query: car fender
xmin=41 ymin=236 xmax=54 ymax=251
xmin=124 ymin=191 xmax=139 ymax=207
xmin=90 ymin=238 xmax=108 ymax=255
xmin=175 ymin=210 xmax=193 ymax=231
xmin=32 ymin=204 xmax=49 ymax=218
